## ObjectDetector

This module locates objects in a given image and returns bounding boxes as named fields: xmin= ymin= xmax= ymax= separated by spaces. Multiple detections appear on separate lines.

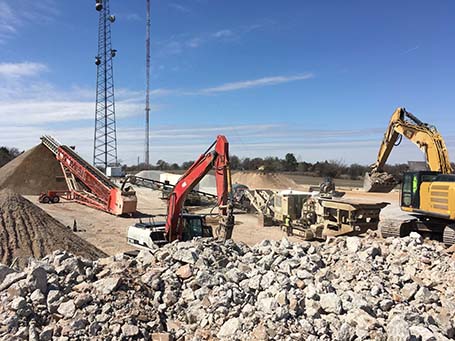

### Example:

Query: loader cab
xmin=401 ymin=171 xmax=440 ymax=209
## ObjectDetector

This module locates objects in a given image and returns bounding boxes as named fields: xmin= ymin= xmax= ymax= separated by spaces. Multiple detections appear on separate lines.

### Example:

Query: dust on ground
xmin=0 ymin=189 xmax=106 ymax=268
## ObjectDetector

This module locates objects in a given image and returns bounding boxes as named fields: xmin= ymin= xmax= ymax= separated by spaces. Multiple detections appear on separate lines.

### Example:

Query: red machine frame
xmin=166 ymin=135 xmax=234 ymax=241
xmin=41 ymin=135 xmax=137 ymax=215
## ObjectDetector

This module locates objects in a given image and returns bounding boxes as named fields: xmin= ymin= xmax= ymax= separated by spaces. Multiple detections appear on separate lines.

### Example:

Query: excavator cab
xmin=401 ymin=171 xmax=440 ymax=210
xmin=181 ymin=215 xmax=213 ymax=240
xmin=127 ymin=214 xmax=213 ymax=250
xmin=380 ymin=170 xmax=455 ymax=245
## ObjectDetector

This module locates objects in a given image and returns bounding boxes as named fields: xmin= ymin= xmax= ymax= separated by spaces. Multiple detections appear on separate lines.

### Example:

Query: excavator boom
xmin=364 ymin=108 xmax=452 ymax=192
xmin=166 ymin=135 xmax=234 ymax=241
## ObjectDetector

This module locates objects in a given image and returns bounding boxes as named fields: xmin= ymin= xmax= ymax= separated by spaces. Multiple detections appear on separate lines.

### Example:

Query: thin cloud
xmin=111 ymin=74 xmax=315 ymax=98
xmin=128 ymin=13 xmax=142 ymax=21
xmin=201 ymin=73 xmax=314 ymax=93
xmin=401 ymin=45 xmax=419 ymax=55
xmin=0 ymin=0 xmax=59 ymax=44
xmin=212 ymin=29 xmax=233 ymax=38
xmin=0 ymin=62 xmax=48 ymax=77
xmin=156 ymin=22 xmax=271 ymax=56
xmin=186 ymin=38 xmax=203 ymax=48
xmin=0 ymin=68 xmax=160 ymax=125
xmin=169 ymin=3 xmax=191 ymax=13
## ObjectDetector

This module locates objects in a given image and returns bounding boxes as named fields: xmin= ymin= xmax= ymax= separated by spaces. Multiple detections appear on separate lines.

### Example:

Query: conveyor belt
xmin=40 ymin=135 xmax=60 ymax=155
xmin=60 ymin=145 xmax=116 ymax=189
xmin=41 ymin=135 xmax=116 ymax=190
xmin=122 ymin=175 xmax=217 ymax=199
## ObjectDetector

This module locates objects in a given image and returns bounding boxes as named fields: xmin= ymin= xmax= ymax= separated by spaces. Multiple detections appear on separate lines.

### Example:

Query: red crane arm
xmin=166 ymin=135 xmax=232 ymax=241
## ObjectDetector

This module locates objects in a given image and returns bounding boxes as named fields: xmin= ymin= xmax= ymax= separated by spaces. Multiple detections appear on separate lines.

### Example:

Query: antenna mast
xmin=93 ymin=0 xmax=118 ymax=171
xmin=145 ymin=0 xmax=151 ymax=166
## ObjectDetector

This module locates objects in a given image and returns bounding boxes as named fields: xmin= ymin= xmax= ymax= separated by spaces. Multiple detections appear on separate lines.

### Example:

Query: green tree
xmin=156 ymin=159 xmax=169 ymax=170
xmin=181 ymin=161 xmax=194 ymax=170
xmin=229 ymin=155 xmax=241 ymax=170
xmin=284 ymin=153 xmax=298 ymax=171
xmin=170 ymin=163 xmax=180 ymax=170
xmin=0 ymin=147 xmax=21 ymax=168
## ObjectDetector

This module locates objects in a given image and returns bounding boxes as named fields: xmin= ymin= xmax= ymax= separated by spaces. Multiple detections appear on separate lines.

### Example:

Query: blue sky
xmin=0 ymin=0 xmax=454 ymax=165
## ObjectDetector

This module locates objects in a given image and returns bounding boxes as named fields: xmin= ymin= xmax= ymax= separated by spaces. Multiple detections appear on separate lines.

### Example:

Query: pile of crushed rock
xmin=0 ymin=190 xmax=106 ymax=268
xmin=0 ymin=233 xmax=454 ymax=340
xmin=0 ymin=144 xmax=67 ymax=195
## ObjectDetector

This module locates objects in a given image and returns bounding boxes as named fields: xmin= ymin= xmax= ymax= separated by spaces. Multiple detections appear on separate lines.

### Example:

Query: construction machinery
xmin=38 ymin=190 xmax=70 ymax=204
xmin=127 ymin=214 xmax=214 ymax=249
xmin=127 ymin=135 xmax=235 ymax=249
xmin=296 ymin=197 xmax=388 ymax=240
xmin=240 ymin=186 xmax=388 ymax=240
xmin=364 ymin=107 xmax=452 ymax=192
xmin=380 ymin=171 xmax=455 ymax=244
xmin=40 ymin=135 xmax=137 ymax=216
xmin=121 ymin=175 xmax=217 ymax=205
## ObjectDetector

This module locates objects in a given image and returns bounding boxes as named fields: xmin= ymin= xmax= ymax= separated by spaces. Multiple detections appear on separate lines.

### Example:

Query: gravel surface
xmin=1 ymin=233 xmax=454 ymax=340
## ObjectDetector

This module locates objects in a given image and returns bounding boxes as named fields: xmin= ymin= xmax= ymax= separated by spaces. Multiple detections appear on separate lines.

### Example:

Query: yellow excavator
xmin=365 ymin=108 xmax=455 ymax=244
xmin=364 ymin=107 xmax=452 ymax=192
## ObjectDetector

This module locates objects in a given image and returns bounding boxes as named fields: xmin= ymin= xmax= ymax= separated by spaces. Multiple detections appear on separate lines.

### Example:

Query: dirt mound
xmin=232 ymin=171 xmax=300 ymax=190
xmin=0 ymin=144 xmax=67 ymax=195
xmin=0 ymin=190 xmax=106 ymax=268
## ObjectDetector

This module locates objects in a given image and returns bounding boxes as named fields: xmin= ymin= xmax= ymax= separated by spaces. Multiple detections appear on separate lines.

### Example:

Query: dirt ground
xmin=27 ymin=186 xmax=404 ymax=256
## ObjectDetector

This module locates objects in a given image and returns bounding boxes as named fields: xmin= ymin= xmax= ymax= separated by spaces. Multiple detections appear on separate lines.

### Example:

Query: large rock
xmin=319 ymin=293 xmax=343 ymax=314
xmin=26 ymin=266 xmax=48 ymax=294
xmin=345 ymin=237 xmax=362 ymax=253
xmin=57 ymin=300 xmax=76 ymax=319
xmin=386 ymin=316 xmax=410 ymax=341
xmin=176 ymin=264 xmax=193 ymax=279
xmin=172 ymin=249 xmax=198 ymax=264
xmin=218 ymin=318 xmax=241 ymax=338
xmin=0 ymin=265 xmax=15 ymax=284
xmin=94 ymin=277 xmax=121 ymax=294
xmin=122 ymin=324 xmax=139 ymax=337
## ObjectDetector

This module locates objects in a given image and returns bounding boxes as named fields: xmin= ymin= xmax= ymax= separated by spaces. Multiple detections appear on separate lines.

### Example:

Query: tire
xmin=51 ymin=196 xmax=60 ymax=204
xmin=42 ymin=196 xmax=50 ymax=204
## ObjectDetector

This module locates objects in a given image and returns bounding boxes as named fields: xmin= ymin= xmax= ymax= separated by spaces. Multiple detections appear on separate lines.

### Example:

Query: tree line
xmin=2 ymin=146 xmax=450 ymax=181
xmin=125 ymin=153 xmax=412 ymax=180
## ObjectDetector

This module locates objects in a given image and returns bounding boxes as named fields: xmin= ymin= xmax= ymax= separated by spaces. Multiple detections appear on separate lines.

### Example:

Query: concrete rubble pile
xmin=1 ymin=233 xmax=454 ymax=340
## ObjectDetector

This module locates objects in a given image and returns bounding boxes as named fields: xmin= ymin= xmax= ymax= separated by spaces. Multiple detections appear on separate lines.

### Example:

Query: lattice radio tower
xmin=93 ymin=0 xmax=118 ymax=170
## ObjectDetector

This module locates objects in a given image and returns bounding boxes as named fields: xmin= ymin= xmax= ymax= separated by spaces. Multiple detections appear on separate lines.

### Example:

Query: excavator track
xmin=443 ymin=225 xmax=455 ymax=246
xmin=379 ymin=219 xmax=407 ymax=238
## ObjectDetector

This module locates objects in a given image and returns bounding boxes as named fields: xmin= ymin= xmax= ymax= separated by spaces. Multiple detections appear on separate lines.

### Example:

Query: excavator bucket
xmin=363 ymin=172 xmax=397 ymax=193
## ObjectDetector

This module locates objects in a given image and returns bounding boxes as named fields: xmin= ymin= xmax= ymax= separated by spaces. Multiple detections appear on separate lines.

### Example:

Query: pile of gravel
xmin=0 ymin=233 xmax=454 ymax=340
xmin=0 ymin=144 xmax=67 ymax=195
xmin=0 ymin=190 xmax=106 ymax=268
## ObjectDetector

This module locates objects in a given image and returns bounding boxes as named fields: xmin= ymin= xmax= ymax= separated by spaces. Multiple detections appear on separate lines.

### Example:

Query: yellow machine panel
xmin=419 ymin=181 xmax=455 ymax=220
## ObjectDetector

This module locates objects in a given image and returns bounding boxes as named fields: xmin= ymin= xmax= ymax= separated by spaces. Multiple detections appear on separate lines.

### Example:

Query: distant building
xmin=408 ymin=161 xmax=428 ymax=171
